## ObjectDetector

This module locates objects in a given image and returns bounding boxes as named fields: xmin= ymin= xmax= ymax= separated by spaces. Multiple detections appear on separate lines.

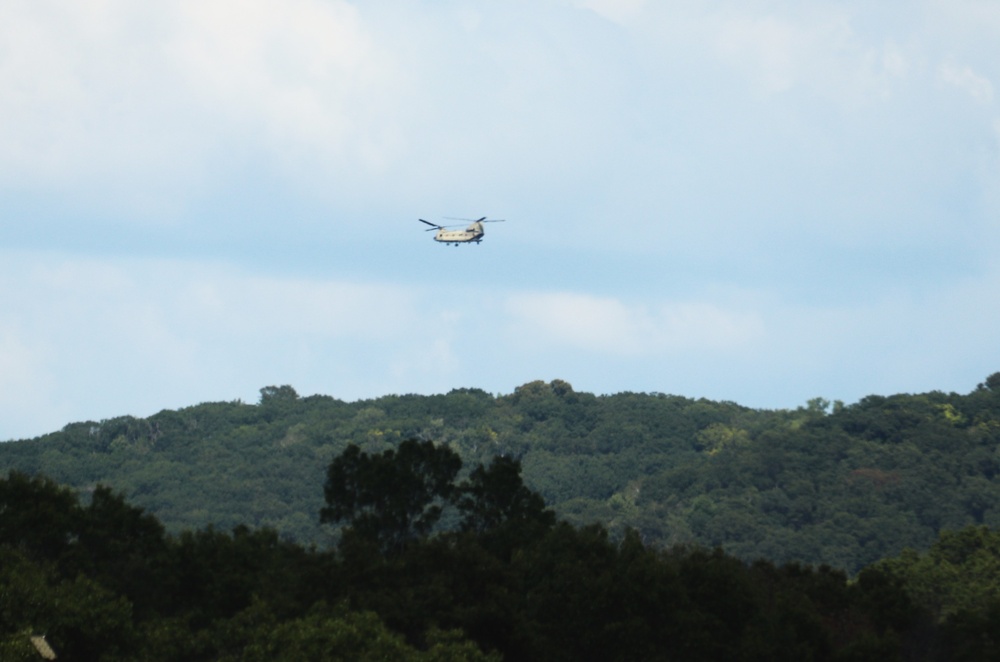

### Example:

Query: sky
xmin=2 ymin=0 xmax=1000 ymax=440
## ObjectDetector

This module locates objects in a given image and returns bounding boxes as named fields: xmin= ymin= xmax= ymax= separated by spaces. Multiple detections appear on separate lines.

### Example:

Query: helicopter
xmin=418 ymin=217 xmax=505 ymax=245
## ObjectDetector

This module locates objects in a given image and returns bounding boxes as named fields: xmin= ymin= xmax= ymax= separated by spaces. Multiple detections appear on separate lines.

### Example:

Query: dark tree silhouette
xmin=320 ymin=439 xmax=462 ymax=554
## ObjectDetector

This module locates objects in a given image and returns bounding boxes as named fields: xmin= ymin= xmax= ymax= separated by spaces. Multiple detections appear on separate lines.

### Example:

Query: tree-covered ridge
xmin=3 ymin=374 xmax=1000 ymax=573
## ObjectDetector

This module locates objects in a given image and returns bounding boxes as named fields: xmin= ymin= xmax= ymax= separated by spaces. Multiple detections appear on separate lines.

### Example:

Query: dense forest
xmin=4 ymin=447 xmax=1000 ymax=660
xmin=3 ymin=375 xmax=1000 ymax=575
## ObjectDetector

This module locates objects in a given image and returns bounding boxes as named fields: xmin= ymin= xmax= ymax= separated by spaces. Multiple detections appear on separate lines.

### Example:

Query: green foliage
xmin=321 ymin=439 xmax=462 ymax=554
xmin=871 ymin=526 xmax=1000 ymax=621
xmin=227 ymin=603 xmax=500 ymax=662
xmin=6 ymin=462 xmax=1000 ymax=661
xmin=4 ymin=375 xmax=1000 ymax=576
xmin=0 ymin=547 xmax=137 ymax=661
xmin=454 ymin=456 xmax=555 ymax=536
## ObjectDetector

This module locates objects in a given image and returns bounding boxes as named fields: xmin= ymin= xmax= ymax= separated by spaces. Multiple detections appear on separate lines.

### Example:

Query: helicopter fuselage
xmin=433 ymin=221 xmax=485 ymax=245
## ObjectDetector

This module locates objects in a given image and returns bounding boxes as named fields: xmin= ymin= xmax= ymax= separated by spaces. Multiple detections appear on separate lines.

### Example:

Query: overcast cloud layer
xmin=2 ymin=0 xmax=999 ymax=439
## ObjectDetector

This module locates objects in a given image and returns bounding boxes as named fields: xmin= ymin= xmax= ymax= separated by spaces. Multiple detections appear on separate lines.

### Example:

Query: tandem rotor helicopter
xmin=418 ymin=217 xmax=505 ymax=246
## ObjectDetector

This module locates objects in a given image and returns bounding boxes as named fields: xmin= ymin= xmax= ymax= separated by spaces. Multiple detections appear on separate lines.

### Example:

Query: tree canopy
xmin=321 ymin=439 xmax=462 ymax=554
xmin=3 ymin=374 xmax=1000 ymax=575
xmin=2 ymin=462 xmax=998 ymax=661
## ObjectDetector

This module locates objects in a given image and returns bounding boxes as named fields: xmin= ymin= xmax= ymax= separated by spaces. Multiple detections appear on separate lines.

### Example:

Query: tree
xmin=454 ymin=456 xmax=554 ymax=535
xmin=321 ymin=440 xmax=462 ymax=554
xmin=0 ymin=472 xmax=80 ymax=563
xmin=979 ymin=372 xmax=1000 ymax=392
xmin=0 ymin=547 xmax=137 ymax=661
xmin=259 ymin=385 xmax=299 ymax=403
xmin=872 ymin=526 xmax=1000 ymax=622
xmin=226 ymin=603 xmax=499 ymax=662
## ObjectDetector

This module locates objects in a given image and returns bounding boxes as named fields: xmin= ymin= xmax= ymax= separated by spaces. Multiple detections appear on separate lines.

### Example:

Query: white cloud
xmin=0 ymin=0 xmax=404 ymax=217
xmin=0 ymin=326 xmax=56 ymax=440
xmin=0 ymin=1 xmax=208 ymax=208
xmin=880 ymin=43 xmax=909 ymax=80
xmin=0 ymin=252 xmax=436 ymax=438
xmin=505 ymin=292 xmax=763 ymax=356
xmin=181 ymin=273 xmax=417 ymax=339
xmin=389 ymin=311 xmax=462 ymax=383
xmin=169 ymin=0 xmax=394 ymax=158
xmin=576 ymin=0 xmax=647 ymax=25
xmin=938 ymin=59 xmax=994 ymax=103
xmin=715 ymin=15 xmax=806 ymax=93
xmin=711 ymin=8 xmax=908 ymax=105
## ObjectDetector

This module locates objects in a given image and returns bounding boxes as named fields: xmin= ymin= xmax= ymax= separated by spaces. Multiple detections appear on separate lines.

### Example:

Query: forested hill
xmin=3 ymin=375 xmax=1000 ymax=574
